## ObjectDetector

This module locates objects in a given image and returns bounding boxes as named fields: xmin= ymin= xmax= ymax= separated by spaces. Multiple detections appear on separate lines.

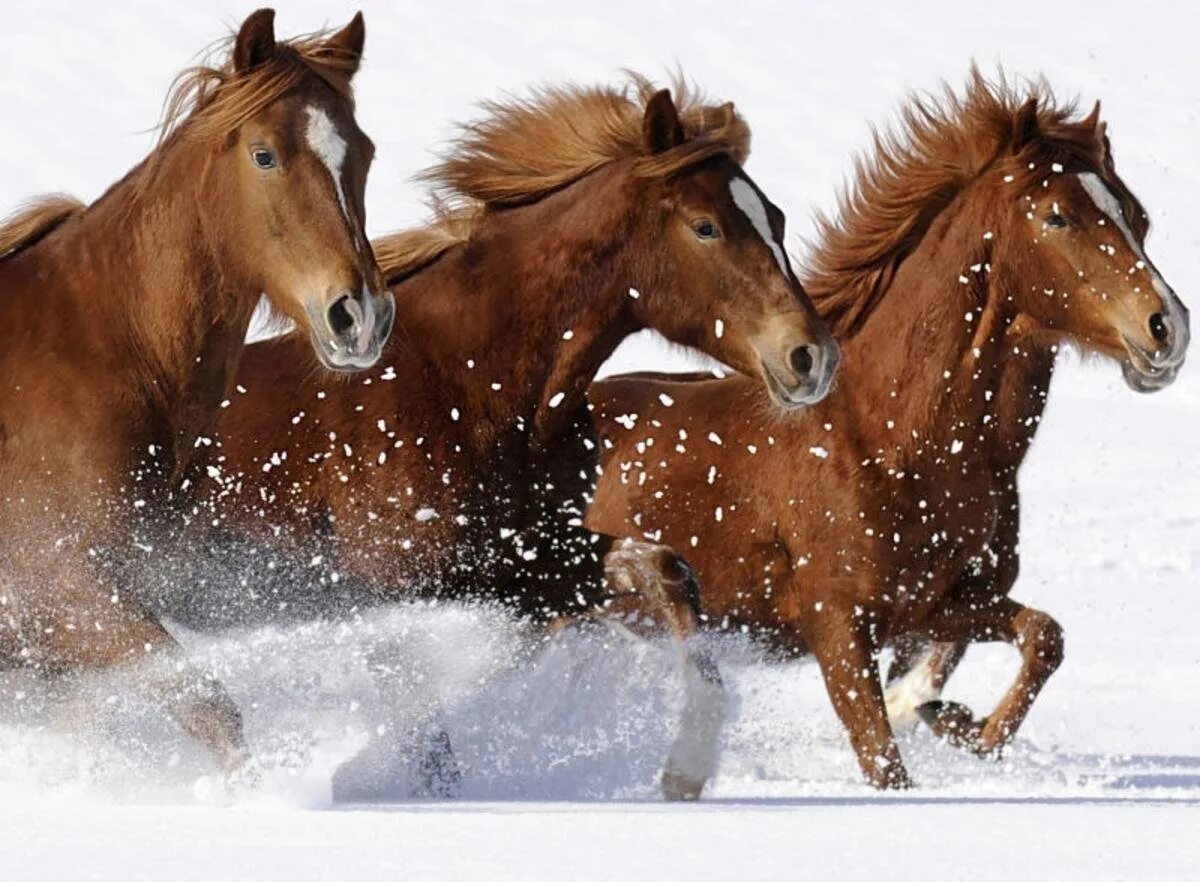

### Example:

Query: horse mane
xmin=374 ymin=73 xmax=751 ymax=283
xmin=373 ymin=200 xmax=483 ymax=285
xmin=806 ymin=68 xmax=1112 ymax=337
xmin=0 ymin=195 xmax=86 ymax=261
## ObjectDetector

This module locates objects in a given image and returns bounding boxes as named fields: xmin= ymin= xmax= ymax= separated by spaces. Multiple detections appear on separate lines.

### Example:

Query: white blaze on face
xmin=1078 ymin=172 xmax=1178 ymax=311
xmin=728 ymin=177 xmax=790 ymax=277
xmin=304 ymin=105 xmax=355 ymax=245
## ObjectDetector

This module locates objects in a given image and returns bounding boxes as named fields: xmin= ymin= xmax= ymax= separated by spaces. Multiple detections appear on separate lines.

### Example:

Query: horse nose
xmin=1148 ymin=297 xmax=1190 ymax=368
xmin=326 ymin=285 xmax=392 ymax=360
xmin=327 ymin=293 xmax=364 ymax=340
xmin=327 ymin=294 xmax=358 ymax=337
xmin=1149 ymin=312 xmax=1169 ymax=344
xmin=788 ymin=338 xmax=840 ymax=404
xmin=789 ymin=344 xmax=814 ymax=379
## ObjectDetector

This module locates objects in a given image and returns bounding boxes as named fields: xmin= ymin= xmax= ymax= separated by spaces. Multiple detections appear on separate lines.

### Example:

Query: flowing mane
xmin=805 ymin=69 xmax=1117 ymax=337
xmin=374 ymin=73 xmax=751 ymax=284
xmin=1 ymin=23 xmax=360 ymax=262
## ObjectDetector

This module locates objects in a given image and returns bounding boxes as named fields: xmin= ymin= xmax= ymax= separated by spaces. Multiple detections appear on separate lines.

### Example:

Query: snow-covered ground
xmin=2 ymin=1 xmax=1198 ymax=879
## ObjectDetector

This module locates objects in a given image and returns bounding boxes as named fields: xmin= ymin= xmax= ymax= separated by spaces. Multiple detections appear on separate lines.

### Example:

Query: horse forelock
xmin=804 ymin=67 xmax=1113 ymax=337
xmin=157 ymin=29 xmax=357 ymax=146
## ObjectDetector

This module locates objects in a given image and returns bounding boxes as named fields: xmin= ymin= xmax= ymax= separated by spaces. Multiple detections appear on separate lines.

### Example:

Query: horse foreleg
xmin=360 ymin=635 xmax=462 ymax=799
xmin=808 ymin=595 xmax=912 ymax=789
xmin=39 ymin=581 xmax=249 ymax=776
xmin=598 ymin=537 xmax=726 ymax=802
xmin=916 ymin=597 xmax=1063 ymax=757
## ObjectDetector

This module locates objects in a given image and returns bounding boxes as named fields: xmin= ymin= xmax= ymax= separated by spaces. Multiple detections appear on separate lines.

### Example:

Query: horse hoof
xmin=916 ymin=700 xmax=985 ymax=750
xmin=661 ymin=767 xmax=705 ymax=801
xmin=865 ymin=762 xmax=914 ymax=790
xmin=915 ymin=699 xmax=947 ymax=727
xmin=415 ymin=730 xmax=463 ymax=799
xmin=886 ymin=768 xmax=915 ymax=790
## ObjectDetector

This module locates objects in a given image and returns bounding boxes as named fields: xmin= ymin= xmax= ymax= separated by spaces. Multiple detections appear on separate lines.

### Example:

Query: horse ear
xmin=643 ymin=89 xmax=685 ymax=154
xmin=1099 ymin=124 xmax=1113 ymax=169
xmin=326 ymin=11 xmax=366 ymax=75
xmin=234 ymin=8 xmax=277 ymax=74
xmin=1082 ymin=99 xmax=1102 ymax=133
xmin=1010 ymin=96 xmax=1040 ymax=152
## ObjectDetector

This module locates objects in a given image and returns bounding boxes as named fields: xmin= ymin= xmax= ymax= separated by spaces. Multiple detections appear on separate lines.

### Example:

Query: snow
xmin=2 ymin=0 xmax=1199 ymax=878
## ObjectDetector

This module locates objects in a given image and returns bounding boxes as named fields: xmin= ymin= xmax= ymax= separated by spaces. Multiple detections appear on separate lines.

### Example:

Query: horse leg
xmin=915 ymin=596 xmax=1064 ymax=757
xmin=890 ymin=492 xmax=1022 ymax=731
xmin=37 ymin=580 xmax=249 ymax=775
xmin=808 ymin=594 xmax=911 ymax=789
xmin=360 ymin=634 xmax=462 ymax=799
xmin=580 ymin=535 xmax=726 ymax=802
xmin=884 ymin=638 xmax=967 ymax=730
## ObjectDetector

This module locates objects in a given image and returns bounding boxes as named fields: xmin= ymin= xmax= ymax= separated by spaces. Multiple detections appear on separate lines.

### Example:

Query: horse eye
xmin=251 ymin=148 xmax=277 ymax=170
xmin=1045 ymin=213 xmax=1067 ymax=229
xmin=692 ymin=219 xmax=720 ymax=240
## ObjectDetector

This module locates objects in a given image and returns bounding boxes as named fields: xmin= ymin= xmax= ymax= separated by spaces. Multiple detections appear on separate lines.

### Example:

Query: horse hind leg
xmin=916 ymin=600 xmax=1064 ymax=757
xmin=600 ymin=538 xmax=726 ymax=802
xmin=884 ymin=638 xmax=967 ymax=730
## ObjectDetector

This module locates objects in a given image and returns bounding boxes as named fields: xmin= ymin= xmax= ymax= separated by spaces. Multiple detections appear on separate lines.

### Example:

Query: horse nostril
xmin=1149 ymin=312 xmax=1170 ymax=344
xmin=327 ymin=295 xmax=357 ymax=338
xmin=789 ymin=345 xmax=814 ymax=379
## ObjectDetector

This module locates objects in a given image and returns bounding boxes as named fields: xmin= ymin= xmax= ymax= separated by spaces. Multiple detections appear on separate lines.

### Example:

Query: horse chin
xmin=761 ymin=362 xmax=820 ymax=412
xmin=1121 ymin=358 xmax=1178 ymax=394
xmin=309 ymin=331 xmax=382 ymax=373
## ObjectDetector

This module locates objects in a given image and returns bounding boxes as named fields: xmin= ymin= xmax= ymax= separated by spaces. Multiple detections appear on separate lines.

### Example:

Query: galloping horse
xmin=0 ymin=9 xmax=391 ymax=774
xmin=178 ymin=76 xmax=839 ymax=799
xmin=587 ymin=72 xmax=1189 ymax=789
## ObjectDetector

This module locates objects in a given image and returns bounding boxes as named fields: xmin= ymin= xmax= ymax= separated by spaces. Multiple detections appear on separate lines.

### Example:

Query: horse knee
xmin=602 ymin=539 xmax=703 ymax=636
xmin=1016 ymin=609 xmax=1064 ymax=677
xmin=155 ymin=666 xmax=248 ymax=771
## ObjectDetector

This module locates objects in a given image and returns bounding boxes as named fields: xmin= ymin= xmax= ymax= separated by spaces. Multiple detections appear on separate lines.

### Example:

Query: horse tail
xmin=0 ymin=194 xmax=86 ymax=261
xmin=372 ymin=199 xmax=481 ymax=286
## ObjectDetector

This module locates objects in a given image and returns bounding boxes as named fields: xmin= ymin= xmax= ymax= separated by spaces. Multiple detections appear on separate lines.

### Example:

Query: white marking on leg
xmin=884 ymin=648 xmax=942 ymax=730
xmin=305 ymin=105 xmax=358 ymax=251
xmin=729 ymin=177 xmax=789 ymax=277
xmin=603 ymin=539 xmax=725 ymax=797
xmin=664 ymin=648 xmax=725 ymax=795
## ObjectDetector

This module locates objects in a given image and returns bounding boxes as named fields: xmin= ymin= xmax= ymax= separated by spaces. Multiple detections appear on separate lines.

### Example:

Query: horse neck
xmin=40 ymin=143 xmax=255 ymax=461
xmin=398 ymin=165 xmax=643 ymax=446
xmin=835 ymin=185 xmax=1057 ymax=470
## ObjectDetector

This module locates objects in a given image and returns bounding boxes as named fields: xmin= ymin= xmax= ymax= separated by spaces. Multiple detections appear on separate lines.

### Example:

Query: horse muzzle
xmin=308 ymin=286 xmax=395 ymax=372
xmin=760 ymin=336 xmax=841 ymax=410
xmin=1121 ymin=298 xmax=1189 ymax=393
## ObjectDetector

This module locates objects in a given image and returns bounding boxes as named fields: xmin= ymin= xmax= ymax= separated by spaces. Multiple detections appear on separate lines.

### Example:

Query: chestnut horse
xmin=168 ymin=76 xmax=839 ymax=799
xmin=0 ymin=9 xmax=391 ymax=775
xmin=587 ymin=73 xmax=1190 ymax=789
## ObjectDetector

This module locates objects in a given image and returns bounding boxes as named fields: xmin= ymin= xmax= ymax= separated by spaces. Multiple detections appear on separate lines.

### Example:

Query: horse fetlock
xmin=862 ymin=751 xmax=913 ymax=790
xmin=884 ymin=650 xmax=942 ymax=730
xmin=661 ymin=765 xmax=706 ymax=801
